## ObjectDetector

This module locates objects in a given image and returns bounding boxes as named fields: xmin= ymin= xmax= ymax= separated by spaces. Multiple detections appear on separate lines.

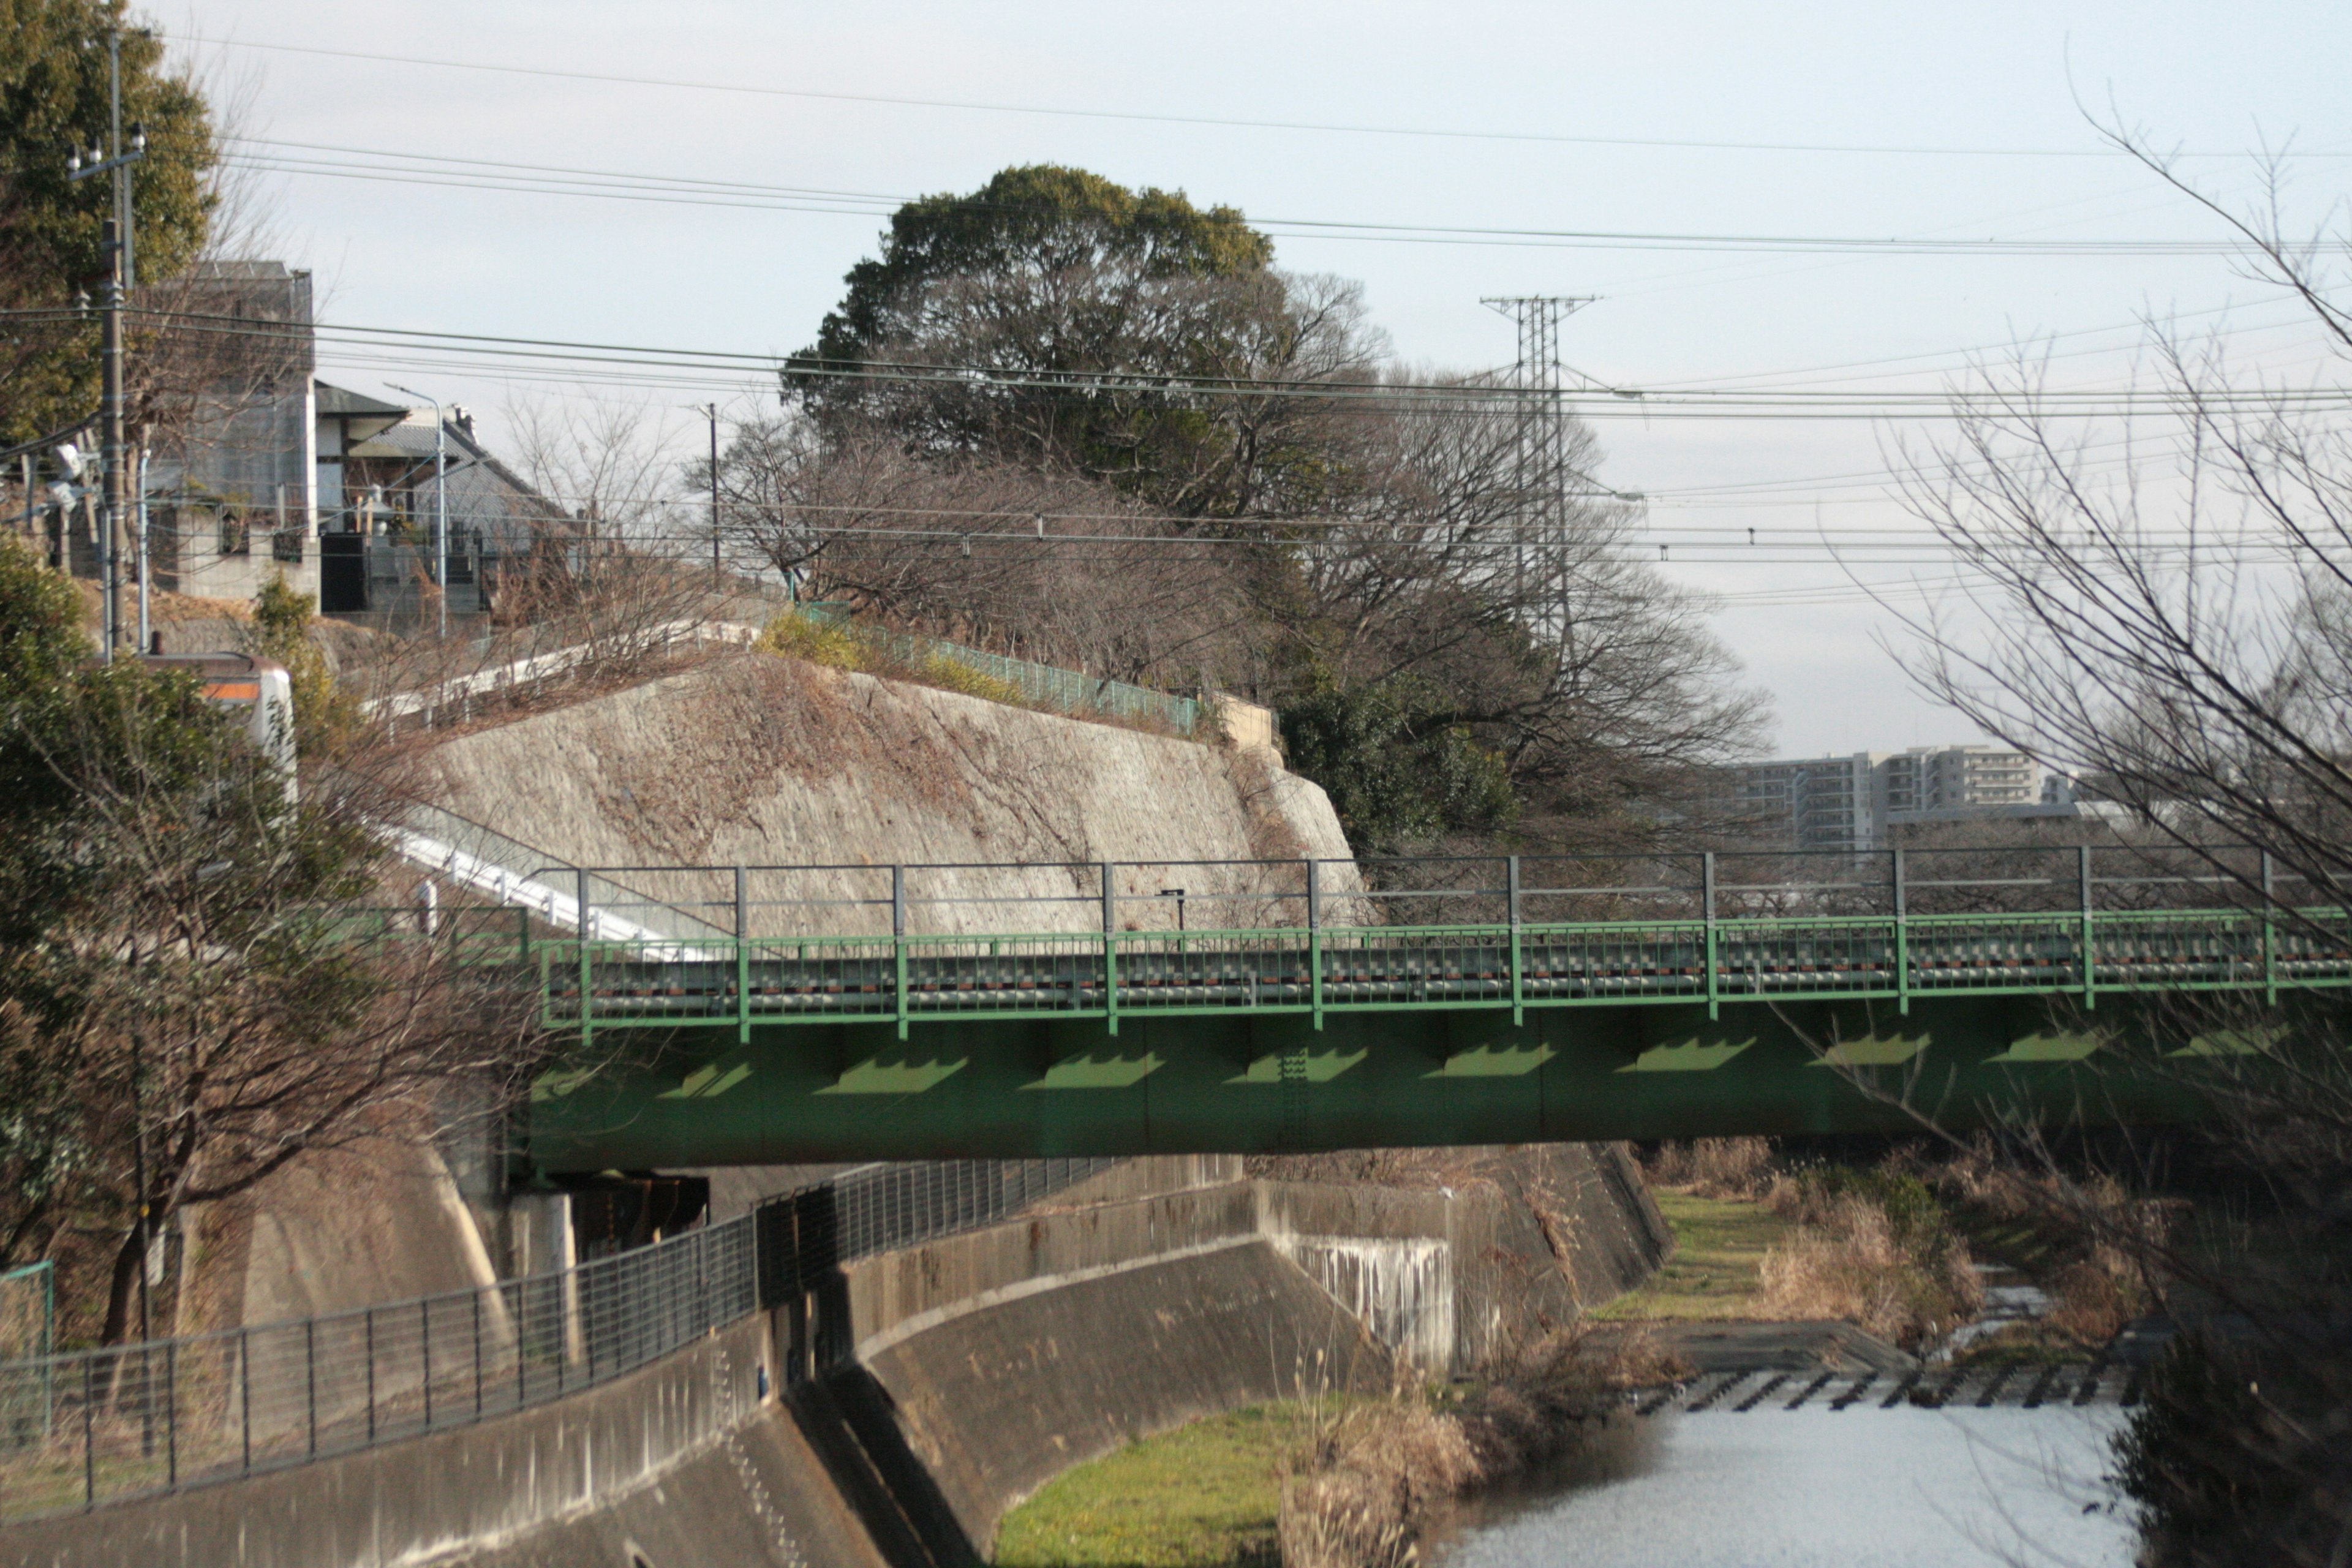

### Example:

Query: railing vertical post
xmin=81 ymin=1353 xmax=94 ymax=1510
xmin=305 ymin=1317 xmax=317 ymax=1457
xmin=1307 ymin=858 xmax=1324 ymax=1032
xmin=1893 ymin=848 xmax=1910 ymax=1015
xmin=1101 ymin=862 xmax=1119 ymax=1035
xmin=576 ymin=865 xmax=595 ymax=1049
xmin=365 ymin=1306 xmax=377 ymax=1443
xmin=2079 ymin=843 xmax=2097 ymax=1009
xmin=736 ymin=863 xmax=752 ymax=1043
xmin=891 ymin=865 xmax=909 ymax=1041
xmin=239 ymin=1326 xmax=252 ymax=1474
xmin=2261 ymin=850 xmax=2278 ymax=1006
xmin=473 ymin=1287 xmax=484 ymax=1420
xmin=1507 ymin=854 xmax=1524 ymax=1026
xmin=164 ymin=1340 xmax=176 ymax=1488
xmin=421 ymin=1297 xmax=432 ymax=1429
xmin=1702 ymin=852 xmax=1719 ymax=1020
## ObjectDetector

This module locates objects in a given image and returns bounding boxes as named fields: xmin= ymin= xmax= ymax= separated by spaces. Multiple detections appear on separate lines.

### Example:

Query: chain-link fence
xmin=794 ymin=603 xmax=1203 ymax=736
xmin=0 ymin=1156 xmax=1121 ymax=1521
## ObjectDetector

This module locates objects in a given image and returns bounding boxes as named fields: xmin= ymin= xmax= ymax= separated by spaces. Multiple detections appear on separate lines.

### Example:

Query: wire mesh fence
xmin=0 ymin=1155 xmax=1121 ymax=1521
xmin=793 ymin=603 xmax=1203 ymax=736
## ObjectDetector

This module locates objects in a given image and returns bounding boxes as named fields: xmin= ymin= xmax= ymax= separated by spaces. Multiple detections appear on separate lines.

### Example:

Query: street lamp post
xmin=388 ymin=384 xmax=449 ymax=636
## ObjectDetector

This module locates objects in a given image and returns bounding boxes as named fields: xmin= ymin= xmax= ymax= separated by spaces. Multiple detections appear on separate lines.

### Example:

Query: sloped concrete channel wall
xmin=839 ymin=1145 xmax=1669 ymax=1556
xmin=0 ymin=1148 xmax=1665 ymax=1567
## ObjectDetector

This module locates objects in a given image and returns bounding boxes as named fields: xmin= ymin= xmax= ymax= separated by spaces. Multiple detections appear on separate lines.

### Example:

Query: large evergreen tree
xmin=1 ymin=0 xmax=216 ymax=443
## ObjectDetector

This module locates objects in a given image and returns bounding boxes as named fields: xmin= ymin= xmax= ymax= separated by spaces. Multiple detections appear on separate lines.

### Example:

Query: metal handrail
xmin=0 ymin=1155 xmax=1120 ymax=1521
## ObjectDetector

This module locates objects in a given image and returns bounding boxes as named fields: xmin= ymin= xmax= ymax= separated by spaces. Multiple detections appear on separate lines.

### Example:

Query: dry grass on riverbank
xmin=1276 ymin=1329 xmax=1684 ymax=1568
xmin=994 ymin=1330 xmax=1682 ymax=1568
xmin=1621 ymin=1137 xmax=2158 ymax=1357
xmin=1621 ymin=1140 xmax=1983 ymax=1349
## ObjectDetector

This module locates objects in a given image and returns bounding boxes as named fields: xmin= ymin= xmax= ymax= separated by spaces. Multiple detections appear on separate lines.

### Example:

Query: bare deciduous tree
xmin=1872 ymin=121 xmax=2352 ymax=1566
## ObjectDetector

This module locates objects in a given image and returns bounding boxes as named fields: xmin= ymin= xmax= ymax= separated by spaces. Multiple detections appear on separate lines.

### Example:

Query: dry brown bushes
xmin=1642 ymin=1136 xmax=1779 ymax=1199
xmin=1275 ymin=1327 xmax=1681 ymax=1568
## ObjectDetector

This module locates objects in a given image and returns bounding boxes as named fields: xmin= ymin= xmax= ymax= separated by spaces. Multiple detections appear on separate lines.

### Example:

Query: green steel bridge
xmin=475 ymin=848 xmax=2349 ymax=1171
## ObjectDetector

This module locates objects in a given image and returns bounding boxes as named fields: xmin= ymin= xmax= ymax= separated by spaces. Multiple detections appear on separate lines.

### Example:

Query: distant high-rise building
xmin=1733 ymin=745 xmax=2057 ymax=852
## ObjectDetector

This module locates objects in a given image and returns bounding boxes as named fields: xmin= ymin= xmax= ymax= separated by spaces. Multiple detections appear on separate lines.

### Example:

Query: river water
xmin=1434 ymin=1406 xmax=2138 ymax=1568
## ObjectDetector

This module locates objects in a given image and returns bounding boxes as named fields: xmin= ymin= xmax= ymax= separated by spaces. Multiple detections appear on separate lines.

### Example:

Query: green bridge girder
xmin=514 ymin=907 xmax=2350 ymax=1170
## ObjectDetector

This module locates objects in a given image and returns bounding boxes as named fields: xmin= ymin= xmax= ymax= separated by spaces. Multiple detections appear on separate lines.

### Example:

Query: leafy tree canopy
xmin=1 ymin=0 xmax=217 ymax=442
xmin=782 ymin=166 xmax=1376 ymax=514
xmin=1280 ymin=680 xmax=1518 ymax=853
xmin=797 ymin=164 xmax=1271 ymax=364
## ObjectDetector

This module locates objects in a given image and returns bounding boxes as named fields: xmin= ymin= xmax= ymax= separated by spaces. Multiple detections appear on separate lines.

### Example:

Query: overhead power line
xmin=102 ymin=306 xmax=2352 ymax=421
xmin=177 ymin=36 xmax=2348 ymax=161
xmin=221 ymin=140 xmax=2264 ymax=256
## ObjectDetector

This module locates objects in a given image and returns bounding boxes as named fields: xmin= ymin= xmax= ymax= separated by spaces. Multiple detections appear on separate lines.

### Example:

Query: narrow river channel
xmin=1433 ymin=1405 xmax=2137 ymax=1568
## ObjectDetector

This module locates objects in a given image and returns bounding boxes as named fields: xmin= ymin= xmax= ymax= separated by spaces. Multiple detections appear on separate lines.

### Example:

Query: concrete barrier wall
xmin=843 ymin=1180 xmax=1263 ymax=1360
xmin=2 ymin=1146 xmax=1665 ymax=1567
xmin=829 ymin=1142 xmax=1669 ymax=1556
xmin=1255 ymin=1144 xmax=1673 ymax=1371
xmin=861 ymin=1239 xmax=1393 ymax=1552
xmin=0 ymin=1316 xmax=775 ymax=1568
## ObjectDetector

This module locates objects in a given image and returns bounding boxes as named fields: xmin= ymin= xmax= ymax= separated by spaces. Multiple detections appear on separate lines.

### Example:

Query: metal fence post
xmin=239 ymin=1326 xmax=252 ymax=1474
xmin=2079 ymin=843 xmax=2097 ymax=1009
xmin=891 ymin=865 xmax=909 ymax=1040
xmin=164 ymin=1339 xmax=176 ymax=1488
xmin=576 ymin=865 xmax=595 ymax=1048
xmin=2261 ymin=850 xmax=2278 ymax=1005
xmin=472 ymin=1288 xmax=484 ymax=1420
xmin=81 ymin=1354 xmax=94 ymax=1510
xmin=1702 ymin=851 xmax=1719 ymax=1020
xmin=736 ymin=863 xmax=752 ymax=1042
xmin=1507 ymin=854 xmax=1524 ymax=1025
xmin=1101 ymin=861 xmax=1118 ymax=1035
xmin=365 ymin=1306 xmax=377 ymax=1443
xmin=1306 ymin=858 xmax=1324 ymax=1031
xmin=1893 ymin=848 xmax=1910 ymax=1014
xmin=421 ymin=1297 xmax=432 ymax=1429
xmin=305 ymin=1317 xmax=316 ymax=1457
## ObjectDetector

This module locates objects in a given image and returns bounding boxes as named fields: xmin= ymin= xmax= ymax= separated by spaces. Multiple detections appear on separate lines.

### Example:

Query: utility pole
xmin=389 ymin=385 xmax=449 ymax=635
xmin=67 ymin=36 xmax=144 ymax=658
xmin=1481 ymin=296 xmax=1596 ymax=641
xmin=703 ymin=403 xmax=721 ymax=592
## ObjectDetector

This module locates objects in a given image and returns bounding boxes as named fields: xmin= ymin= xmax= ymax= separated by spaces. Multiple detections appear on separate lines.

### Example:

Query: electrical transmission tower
xmin=1482 ymin=295 xmax=1598 ymax=636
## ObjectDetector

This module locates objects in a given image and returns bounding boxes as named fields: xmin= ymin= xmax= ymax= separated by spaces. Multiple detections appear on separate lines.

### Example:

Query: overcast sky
xmin=161 ymin=0 xmax=2352 ymax=757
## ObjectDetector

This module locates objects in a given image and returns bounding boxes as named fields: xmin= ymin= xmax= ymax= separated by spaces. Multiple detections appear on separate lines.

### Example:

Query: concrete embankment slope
xmin=417 ymin=649 xmax=1361 ymax=930
xmin=0 ymin=1148 xmax=1665 ymax=1568
xmin=0 ymin=1316 xmax=882 ymax=1568
xmin=827 ymin=1144 xmax=1670 ymax=1558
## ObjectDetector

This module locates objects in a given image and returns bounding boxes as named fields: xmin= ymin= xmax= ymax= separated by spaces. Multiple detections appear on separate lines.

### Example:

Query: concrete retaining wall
xmin=416 ymin=651 xmax=1374 ymax=933
xmin=862 ymin=1239 xmax=1389 ymax=1553
xmin=0 ymin=1317 xmax=779 ymax=1568
xmin=1256 ymin=1144 xmax=1673 ymax=1371
xmin=823 ymin=1142 xmax=1668 ymax=1557
xmin=3 ymin=1146 xmax=1665 ymax=1568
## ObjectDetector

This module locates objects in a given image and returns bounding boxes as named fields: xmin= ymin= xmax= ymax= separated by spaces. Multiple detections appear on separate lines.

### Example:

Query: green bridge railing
xmin=366 ymin=847 xmax=2352 ymax=1041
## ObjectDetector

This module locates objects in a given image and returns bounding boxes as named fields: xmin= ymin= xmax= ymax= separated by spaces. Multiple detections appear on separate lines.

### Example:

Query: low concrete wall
xmin=0 ymin=1316 xmax=776 ymax=1568
xmin=3 ymin=1147 xmax=1665 ymax=1568
xmin=824 ymin=1142 xmax=1668 ymax=1557
xmin=1257 ymin=1144 xmax=1673 ymax=1371
xmin=861 ymin=1239 xmax=1390 ymax=1553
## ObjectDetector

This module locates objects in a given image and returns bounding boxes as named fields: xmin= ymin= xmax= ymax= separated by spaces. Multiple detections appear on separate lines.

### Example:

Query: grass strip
xmin=993 ymin=1403 xmax=1314 ymax=1567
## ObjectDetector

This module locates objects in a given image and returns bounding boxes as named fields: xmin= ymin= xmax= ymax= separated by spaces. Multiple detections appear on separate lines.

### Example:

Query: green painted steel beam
xmin=524 ymin=993 xmax=2224 ymax=1170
